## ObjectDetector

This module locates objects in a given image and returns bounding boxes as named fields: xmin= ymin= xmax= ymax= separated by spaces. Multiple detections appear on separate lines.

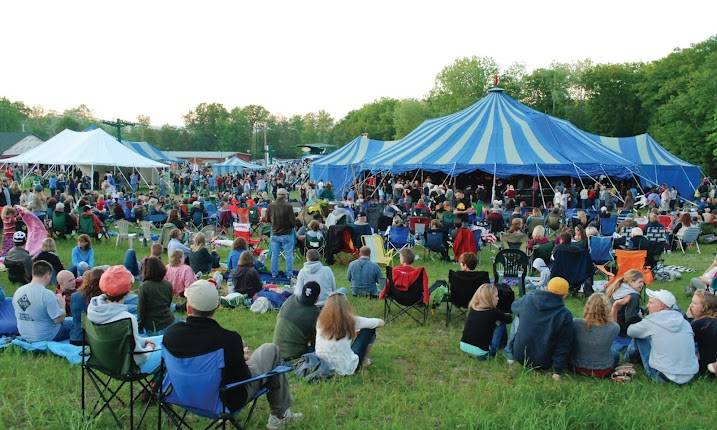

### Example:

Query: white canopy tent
xmin=3 ymin=128 xmax=167 ymax=189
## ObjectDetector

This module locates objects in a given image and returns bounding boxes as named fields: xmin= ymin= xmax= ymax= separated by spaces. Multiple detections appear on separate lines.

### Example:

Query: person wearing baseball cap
xmin=164 ymin=280 xmax=302 ymax=428
xmin=509 ymin=277 xmax=575 ymax=380
xmin=272 ymin=280 xmax=321 ymax=361
xmin=626 ymin=289 xmax=699 ymax=384
xmin=5 ymin=231 xmax=32 ymax=284
xmin=86 ymin=266 xmax=157 ymax=364
xmin=268 ymin=187 xmax=297 ymax=279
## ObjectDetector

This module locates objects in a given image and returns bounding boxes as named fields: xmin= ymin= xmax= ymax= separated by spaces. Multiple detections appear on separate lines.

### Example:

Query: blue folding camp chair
xmin=599 ymin=216 xmax=618 ymax=236
xmin=424 ymin=231 xmax=447 ymax=260
xmin=589 ymin=235 xmax=614 ymax=275
xmin=158 ymin=349 xmax=291 ymax=429
xmin=144 ymin=213 xmax=168 ymax=227
xmin=387 ymin=225 xmax=412 ymax=253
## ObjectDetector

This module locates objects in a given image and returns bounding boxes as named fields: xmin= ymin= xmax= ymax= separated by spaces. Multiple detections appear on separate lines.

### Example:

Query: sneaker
xmin=266 ymin=409 xmax=303 ymax=429
xmin=506 ymin=359 xmax=515 ymax=365
xmin=708 ymin=363 xmax=716 ymax=375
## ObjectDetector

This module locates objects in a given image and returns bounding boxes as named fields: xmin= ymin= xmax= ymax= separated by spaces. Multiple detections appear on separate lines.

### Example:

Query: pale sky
xmin=1 ymin=0 xmax=715 ymax=126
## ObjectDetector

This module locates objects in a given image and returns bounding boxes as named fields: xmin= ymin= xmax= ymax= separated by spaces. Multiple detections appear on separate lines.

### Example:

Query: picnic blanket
xmin=5 ymin=335 xmax=163 ymax=373
xmin=257 ymin=270 xmax=298 ymax=285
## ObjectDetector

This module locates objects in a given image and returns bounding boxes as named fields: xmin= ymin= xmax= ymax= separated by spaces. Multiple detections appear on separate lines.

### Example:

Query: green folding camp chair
xmin=79 ymin=214 xmax=96 ymax=236
xmin=81 ymin=317 xmax=158 ymax=429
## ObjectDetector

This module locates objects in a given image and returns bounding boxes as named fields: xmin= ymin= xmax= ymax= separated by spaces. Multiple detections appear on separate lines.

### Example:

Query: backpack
xmin=429 ymin=280 xmax=449 ymax=308
xmin=294 ymin=352 xmax=335 ymax=383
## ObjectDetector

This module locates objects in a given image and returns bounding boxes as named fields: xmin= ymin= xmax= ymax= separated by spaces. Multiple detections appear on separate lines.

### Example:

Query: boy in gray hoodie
xmin=627 ymin=289 xmax=699 ymax=384
xmin=87 ymin=265 xmax=156 ymax=365
xmin=293 ymin=249 xmax=336 ymax=306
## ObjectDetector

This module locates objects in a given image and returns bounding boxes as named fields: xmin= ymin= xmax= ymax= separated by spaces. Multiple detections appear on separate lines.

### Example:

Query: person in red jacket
xmin=380 ymin=249 xmax=429 ymax=305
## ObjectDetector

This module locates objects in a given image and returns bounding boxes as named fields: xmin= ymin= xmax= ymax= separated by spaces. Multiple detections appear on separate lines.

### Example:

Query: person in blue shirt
xmin=226 ymin=237 xmax=248 ymax=278
xmin=70 ymin=234 xmax=95 ymax=277
xmin=69 ymin=267 xmax=105 ymax=345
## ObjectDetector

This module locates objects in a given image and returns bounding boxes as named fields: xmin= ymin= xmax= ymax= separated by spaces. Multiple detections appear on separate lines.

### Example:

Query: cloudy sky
xmin=1 ymin=0 xmax=715 ymax=126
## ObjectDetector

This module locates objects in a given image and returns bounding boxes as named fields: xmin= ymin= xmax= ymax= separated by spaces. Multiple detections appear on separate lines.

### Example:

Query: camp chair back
xmin=361 ymin=234 xmax=395 ymax=266
xmin=446 ymin=270 xmax=490 ymax=325
xmin=160 ymin=223 xmax=176 ymax=249
xmin=600 ymin=215 xmax=618 ymax=236
xmin=676 ymin=225 xmax=701 ymax=254
xmin=139 ymin=221 xmax=154 ymax=246
xmin=442 ymin=212 xmax=457 ymax=230
xmin=114 ymin=219 xmax=137 ymax=248
xmin=192 ymin=209 xmax=204 ymax=227
xmin=235 ymin=207 xmax=250 ymax=224
xmin=526 ymin=216 xmax=544 ymax=237
xmin=657 ymin=215 xmax=674 ymax=230
xmin=644 ymin=225 xmax=667 ymax=243
xmin=305 ymin=230 xmax=326 ymax=256
xmin=546 ymin=215 xmax=561 ymax=232
xmin=551 ymin=245 xmax=594 ymax=294
xmin=79 ymin=213 xmax=96 ymax=236
xmin=349 ymin=223 xmax=372 ymax=252
xmin=531 ymin=241 xmax=554 ymax=265
xmin=424 ymin=231 xmax=446 ymax=260
xmin=81 ymin=318 xmax=155 ymax=429
xmin=409 ymin=216 xmax=430 ymax=234
xmin=388 ymin=225 xmax=412 ymax=252
xmin=205 ymin=202 xmax=218 ymax=220
xmin=500 ymin=232 xmax=527 ymax=253
xmin=492 ymin=249 xmax=529 ymax=297
xmin=617 ymin=210 xmax=633 ymax=224
xmin=383 ymin=265 xmax=428 ymax=325
xmin=5 ymin=259 xmax=30 ymax=284
xmin=51 ymin=212 xmax=67 ymax=235
xmin=589 ymin=235 xmax=614 ymax=266
xmin=601 ymin=250 xmax=655 ymax=288
xmin=200 ymin=225 xmax=217 ymax=241
xmin=159 ymin=348 xmax=290 ymax=429
xmin=144 ymin=213 xmax=168 ymax=227
xmin=366 ymin=205 xmax=383 ymax=231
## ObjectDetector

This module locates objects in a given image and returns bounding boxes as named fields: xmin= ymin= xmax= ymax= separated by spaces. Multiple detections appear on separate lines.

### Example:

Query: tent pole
xmin=600 ymin=165 xmax=624 ymax=204
xmin=490 ymin=163 xmax=496 ymax=205
xmin=91 ymin=165 xmax=94 ymax=191
xmin=536 ymin=164 xmax=547 ymax=209
xmin=679 ymin=165 xmax=697 ymax=195
xmin=630 ymin=168 xmax=696 ymax=207
xmin=628 ymin=168 xmax=646 ymax=197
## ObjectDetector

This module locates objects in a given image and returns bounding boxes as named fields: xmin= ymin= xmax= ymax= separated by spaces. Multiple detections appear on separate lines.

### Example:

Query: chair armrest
xmin=134 ymin=347 xmax=162 ymax=355
xmin=221 ymin=365 xmax=292 ymax=392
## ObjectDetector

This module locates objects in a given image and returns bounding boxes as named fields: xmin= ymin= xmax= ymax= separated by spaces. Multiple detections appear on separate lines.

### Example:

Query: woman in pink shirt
xmin=164 ymin=249 xmax=196 ymax=297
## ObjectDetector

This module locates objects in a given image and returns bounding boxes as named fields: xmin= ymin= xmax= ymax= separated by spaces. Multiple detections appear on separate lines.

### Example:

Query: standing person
xmin=347 ymin=246 xmax=384 ymax=297
xmin=163 ymin=280 xmax=302 ymax=429
xmin=510 ymin=277 xmax=575 ymax=380
xmin=687 ymin=290 xmax=717 ymax=375
xmin=272 ymin=281 xmax=321 ymax=361
xmin=571 ymin=293 xmax=620 ymax=378
xmin=268 ymin=188 xmax=296 ymax=279
xmin=315 ymin=291 xmax=384 ymax=375
xmin=460 ymin=284 xmax=513 ymax=359
xmin=12 ymin=260 xmax=71 ymax=342
xmin=137 ymin=256 xmax=175 ymax=334
xmin=627 ymin=289 xmax=699 ymax=384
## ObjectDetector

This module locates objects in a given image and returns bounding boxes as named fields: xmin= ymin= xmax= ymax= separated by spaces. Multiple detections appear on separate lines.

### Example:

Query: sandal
xmin=610 ymin=373 xmax=632 ymax=383
xmin=614 ymin=364 xmax=637 ymax=377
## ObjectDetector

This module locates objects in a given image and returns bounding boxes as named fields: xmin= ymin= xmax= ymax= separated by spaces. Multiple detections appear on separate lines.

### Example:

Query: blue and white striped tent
xmin=587 ymin=132 xmax=701 ymax=198
xmin=362 ymin=88 xmax=636 ymax=179
xmin=212 ymin=157 xmax=263 ymax=175
xmin=122 ymin=140 xmax=185 ymax=164
xmin=310 ymin=135 xmax=395 ymax=198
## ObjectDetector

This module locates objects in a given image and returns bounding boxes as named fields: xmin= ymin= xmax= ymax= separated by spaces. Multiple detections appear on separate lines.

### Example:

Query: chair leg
xmin=130 ymin=380 xmax=134 ymax=430
xmin=696 ymin=241 xmax=701 ymax=254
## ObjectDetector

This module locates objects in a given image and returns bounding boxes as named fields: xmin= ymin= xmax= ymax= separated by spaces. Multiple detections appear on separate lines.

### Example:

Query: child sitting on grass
xmin=460 ymin=284 xmax=513 ymax=359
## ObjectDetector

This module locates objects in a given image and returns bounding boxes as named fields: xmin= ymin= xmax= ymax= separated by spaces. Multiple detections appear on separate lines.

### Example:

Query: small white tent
xmin=4 ymin=128 xmax=167 ymax=168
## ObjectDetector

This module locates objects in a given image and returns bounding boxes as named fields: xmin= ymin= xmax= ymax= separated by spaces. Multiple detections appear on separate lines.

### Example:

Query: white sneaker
xmin=506 ymin=359 xmax=515 ymax=365
xmin=267 ymin=409 xmax=303 ymax=429
xmin=708 ymin=362 xmax=716 ymax=375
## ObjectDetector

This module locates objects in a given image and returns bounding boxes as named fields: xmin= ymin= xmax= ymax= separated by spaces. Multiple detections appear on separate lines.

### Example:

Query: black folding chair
xmin=492 ymin=249 xmax=529 ymax=297
xmin=81 ymin=317 xmax=159 ymax=429
xmin=383 ymin=265 xmax=428 ymax=325
xmin=446 ymin=270 xmax=491 ymax=325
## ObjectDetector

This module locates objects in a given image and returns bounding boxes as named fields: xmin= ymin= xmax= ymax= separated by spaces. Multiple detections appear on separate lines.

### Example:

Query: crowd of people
xmin=2 ymin=161 xmax=717 ymax=427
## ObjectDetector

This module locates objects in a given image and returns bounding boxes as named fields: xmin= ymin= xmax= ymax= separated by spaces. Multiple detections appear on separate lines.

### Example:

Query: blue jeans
xmin=627 ymin=338 xmax=668 ymax=382
xmin=52 ymin=318 xmax=73 ymax=341
xmin=504 ymin=317 xmax=519 ymax=360
xmin=491 ymin=322 xmax=507 ymax=354
xmin=270 ymin=233 xmax=295 ymax=278
xmin=611 ymin=336 xmax=632 ymax=362
xmin=351 ymin=328 xmax=376 ymax=368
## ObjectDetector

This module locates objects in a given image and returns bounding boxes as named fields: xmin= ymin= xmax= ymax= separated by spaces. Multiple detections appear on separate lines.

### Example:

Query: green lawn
xmin=1 ymin=231 xmax=716 ymax=429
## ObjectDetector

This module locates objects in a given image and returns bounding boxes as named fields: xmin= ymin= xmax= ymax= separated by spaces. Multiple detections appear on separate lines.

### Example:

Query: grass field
xmin=1 ymin=230 xmax=716 ymax=429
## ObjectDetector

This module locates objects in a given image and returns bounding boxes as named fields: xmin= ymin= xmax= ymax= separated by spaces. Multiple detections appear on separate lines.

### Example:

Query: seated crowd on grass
xmin=2 ymin=163 xmax=717 ymax=427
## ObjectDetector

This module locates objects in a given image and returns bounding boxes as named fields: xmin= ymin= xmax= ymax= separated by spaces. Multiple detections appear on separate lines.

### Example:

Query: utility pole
xmin=102 ymin=118 xmax=137 ymax=142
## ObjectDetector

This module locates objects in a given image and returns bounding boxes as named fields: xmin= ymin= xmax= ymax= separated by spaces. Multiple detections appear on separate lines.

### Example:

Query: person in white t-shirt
xmin=13 ymin=260 xmax=71 ymax=342
xmin=314 ymin=291 xmax=384 ymax=375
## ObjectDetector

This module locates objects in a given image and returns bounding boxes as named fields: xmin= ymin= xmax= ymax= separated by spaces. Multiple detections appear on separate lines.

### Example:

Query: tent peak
xmin=487 ymin=87 xmax=505 ymax=93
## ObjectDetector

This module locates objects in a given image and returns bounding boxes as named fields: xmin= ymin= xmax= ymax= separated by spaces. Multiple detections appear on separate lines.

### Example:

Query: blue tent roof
xmin=310 ymin=135 xmax=395 ymax=198
xmin=212 ymin=157 xmax=263 ymax=175
xmin=362 ymin=88 xmax=635 ymax=178
xmin=587 ymin=132 xmax=702 ymax=197
xmin=122 ymin=140 xmax=185 ymax=164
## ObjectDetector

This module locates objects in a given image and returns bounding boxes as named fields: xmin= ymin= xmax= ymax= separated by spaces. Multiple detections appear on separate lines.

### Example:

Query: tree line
xmin=1 ymin=35 xmax=715 ymax=170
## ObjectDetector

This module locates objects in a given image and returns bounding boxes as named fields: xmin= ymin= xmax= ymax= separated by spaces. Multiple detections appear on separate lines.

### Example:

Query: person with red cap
xmin=86 ymin=265 xmax=156 ymax=365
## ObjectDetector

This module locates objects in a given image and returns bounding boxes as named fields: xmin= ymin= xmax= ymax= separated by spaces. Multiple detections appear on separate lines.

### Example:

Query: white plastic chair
xmin=139 ymin=221 xmax=154 ymax=246
xmin=676 ymin=225 xmax=701 ymax=254
xmin=115 ymin=220 xmax=137 ymax=249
